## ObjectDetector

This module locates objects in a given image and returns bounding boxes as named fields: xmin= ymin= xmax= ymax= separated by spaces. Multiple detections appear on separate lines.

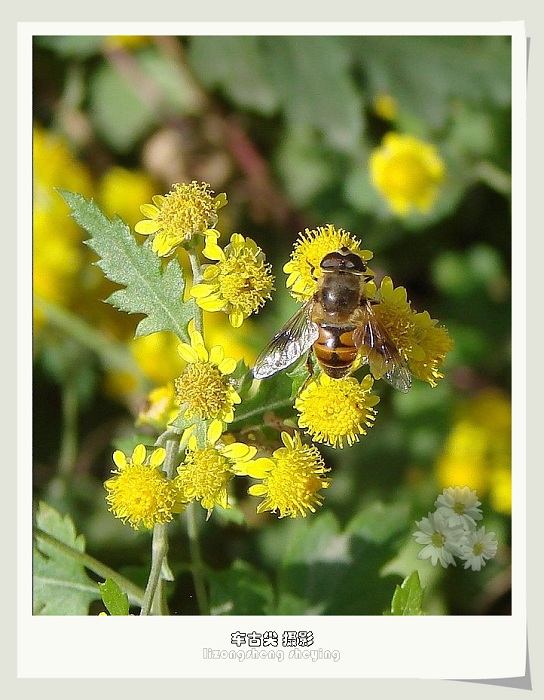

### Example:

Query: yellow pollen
xmin=217 ymin=252 xmax=273 ymax=314
xmin=175 ymin=363 xmax=229 ymax=419
xmin=160 ymin=182 xmax=218 ymax=239
xmin=295 ymin=376 xmax=379 ymax=449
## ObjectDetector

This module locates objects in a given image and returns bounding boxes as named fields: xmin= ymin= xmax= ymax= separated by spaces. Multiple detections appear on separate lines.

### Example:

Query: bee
xmin=252 ymin=247 xmax=412 ymax=393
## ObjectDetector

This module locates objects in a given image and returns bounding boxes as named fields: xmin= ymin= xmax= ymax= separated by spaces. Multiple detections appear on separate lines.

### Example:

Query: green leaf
xmin=88 ymin=61 xmax=158 ymax=153
xmin=274 ymin=503 xmax=410 ymax=615
xmin=352 ymin=36 xmax=511 ymax=129
xmin=188 ymin=36 xmax=278 ymax=115
xmin=208 ymin=560 xmax=274 ymax=615
xmin=98 ymin=578 xmax=130 ymax=616
xmin=262 ymin=36 xmax=364 ymax=151
xmin=59 ymin=190 xmax=194 ymax=342
xmin=35 ymin=35 xmax=105 ymax=59
xmin=387 ymin=571 xmax=426 ymax=616
xmin=33 ymin=502 xmax=100 ymax=615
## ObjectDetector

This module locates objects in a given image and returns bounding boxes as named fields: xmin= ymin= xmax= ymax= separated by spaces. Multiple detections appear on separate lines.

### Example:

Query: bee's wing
xmin=252 ymin=301 xmax=319 ymax=380
xmin=353 ymin=301 xmax=412 ymax=393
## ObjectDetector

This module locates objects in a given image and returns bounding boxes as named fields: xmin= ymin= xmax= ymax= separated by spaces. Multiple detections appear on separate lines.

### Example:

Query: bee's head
xmin=320 ymin=247 xmax=367 ymax=274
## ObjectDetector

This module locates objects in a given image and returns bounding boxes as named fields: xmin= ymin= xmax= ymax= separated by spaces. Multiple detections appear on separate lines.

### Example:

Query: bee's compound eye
xmin=320 ymin=249 xmax=366 ymax=273
xmin=320 ymin=252 xmax=342 ymax=271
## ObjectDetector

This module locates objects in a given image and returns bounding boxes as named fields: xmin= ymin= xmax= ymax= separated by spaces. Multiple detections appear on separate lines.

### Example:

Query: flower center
xmin=217 ymin=252 xmax=273 ymax=314
xmin=431 ymin=532 xmax=445 ymax=548
xmin=295 ymin=377 xmax=378 ymax=448
xmin=177 ymin=447 xmax=233 ymax=507
xmin=175 ymin=363 xmax=230 ymax=419
xmin=159 ymin=182 xmax=218 ymax=240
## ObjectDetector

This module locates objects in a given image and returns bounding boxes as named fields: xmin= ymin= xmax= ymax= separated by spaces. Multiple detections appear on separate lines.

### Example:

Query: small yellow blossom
xmin=283 ymin=224 xmax=374 ymax=301
xmin=174 ymin=320 xmax=241 ymax=436
xmin=33 ymin=125 xmax=94 ymax=332
xmin=175 ymin=427 xmax=258 ymax=514
xmin=295 ymin=374 xmax=380 ymax=449
xmin=238 ymin=431 xmax=331 ymax=519
xmin=104 ymin=444 xmax=184 ymax=529
xmin=435 ymin=388 xmax=511 ymax=515
xmin=372 ymin=93 xmax=398 ymax=122
xmin=373 ymin=276 xmax=452 ymax=387
xmin=97 ymin=166 xmax=159 ymax=229
xmin=369 ymin=132 xmax=445 ymax=216
xmin=135 ymin=181 xmax=227 ymax=257
xmin=190 ymin=233 xmax=274 ymax=328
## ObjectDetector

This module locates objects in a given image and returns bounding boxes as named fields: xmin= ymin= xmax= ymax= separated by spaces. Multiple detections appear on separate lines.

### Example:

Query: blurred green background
xmin=32 ymin=33 xmax=512 ymax=616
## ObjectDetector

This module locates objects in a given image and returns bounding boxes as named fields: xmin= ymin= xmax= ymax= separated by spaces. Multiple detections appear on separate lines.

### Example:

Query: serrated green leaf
xmin=98 ymin=578 xmax=130 ymax=616
xmin=59 ymin=190 xmax=194 ymax=342
xmin=33 ymin=502 xmax=100 ymax=615
xmin=208 ymin=559 xmax=274 ymax=615
xmin=387 ymin=571 xmax=425 ymax=616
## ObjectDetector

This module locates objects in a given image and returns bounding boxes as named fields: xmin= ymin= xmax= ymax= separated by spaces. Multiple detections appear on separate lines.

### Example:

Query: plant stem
xmin=187 ymin=248 xmax=204 ymax=335
xmin=186 ymin=502 xmax=210 ymax=615
xmin=139 ymin=434 xmax=181 ymax=615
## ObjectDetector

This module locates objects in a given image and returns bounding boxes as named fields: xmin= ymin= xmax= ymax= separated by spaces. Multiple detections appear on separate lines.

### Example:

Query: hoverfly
xmin=252 ymin=247 xmax=412 ymax=393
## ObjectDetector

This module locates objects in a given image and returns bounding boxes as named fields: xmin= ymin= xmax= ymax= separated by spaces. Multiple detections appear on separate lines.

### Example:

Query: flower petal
xmin=139 ymin=203 xmax=160 ymax=219
xmin=135 ymin=219 xmax=162 ymax=235
xmin=149 ymin=447 xmax=167 ymax=467
xmin=177 ymin=343 xmax=199 ymax=363
xmin=190 ymin=284 xmax=214 ymax=299
xmin=112 ymin=450 xmax=127 ymax=470
xmin=132 ymin=444 xmax=147 ymax=466
xmin=218 ymin=357 xmax=236 ymax=375
xmin=207 ymin=419 xmax=224 ymax=445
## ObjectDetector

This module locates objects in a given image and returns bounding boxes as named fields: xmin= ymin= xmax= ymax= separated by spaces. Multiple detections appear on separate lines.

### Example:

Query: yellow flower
xmin=283 ymin=224 xmax=373 ymax=301
xmin=190 ymin=233 xmax=274 ymax=328
xmin=134 ymin=181 xmax=227 ymax=257
xmin=136 ymin=382 xmax=180 ymax=431
xmin=238 ymin=431 xmax=331 ymax=519
xmin=294 ymin=374 xmax=380 ymax=449
xmin=369 ymin=132 xmax=445 ymax=216
xmin=33 ymin=125 xmax=94 ymax=331
xmin=372 ymin=93 xmax=398 ymax=121
xmin=175 ymin=427 xmax=258 ymax=514
xmin=104 ymin=36 xmax=151 ymax=51
xmin=104 ymin=444 xmax=184 ymax=530
xmin=435 ymin=388 xmax=511 ymax=515
xmin=97 ymin=166 xmax=159 ymax=229
xmin=372 ymin=276 xmax=453 ymax=387
xmin=174 ymin=320 xmax=241 ymax=436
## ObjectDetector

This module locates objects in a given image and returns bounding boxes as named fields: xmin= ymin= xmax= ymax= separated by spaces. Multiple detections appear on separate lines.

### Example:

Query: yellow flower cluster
xmin=103 ymin=194 xmax=454 ymax=530
xmin=369 ymin=132 xmax=445 ymax=216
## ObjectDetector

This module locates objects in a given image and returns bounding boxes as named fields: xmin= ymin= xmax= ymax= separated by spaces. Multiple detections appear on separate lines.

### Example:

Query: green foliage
xmin=98 ymin=578 xmax=130 ymax=616
xmin=59 ymin=190 xmax=194 ymax=341
xmin=266 ymin=501 xmax=410 ymax=615
xmin=386 ymin=571 xmax=426 ymax=616
xmin=33 ymin=502 xmax=100 ymax=615
xmin=208 ymin=560 xmax=274 ymax=615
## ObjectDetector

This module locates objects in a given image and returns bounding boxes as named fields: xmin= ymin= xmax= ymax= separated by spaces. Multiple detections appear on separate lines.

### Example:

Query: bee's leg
xmin=297 ymin=353 xmax=316 ymax=394
xmin=305 ymin=353 xmax=315 ymax=378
